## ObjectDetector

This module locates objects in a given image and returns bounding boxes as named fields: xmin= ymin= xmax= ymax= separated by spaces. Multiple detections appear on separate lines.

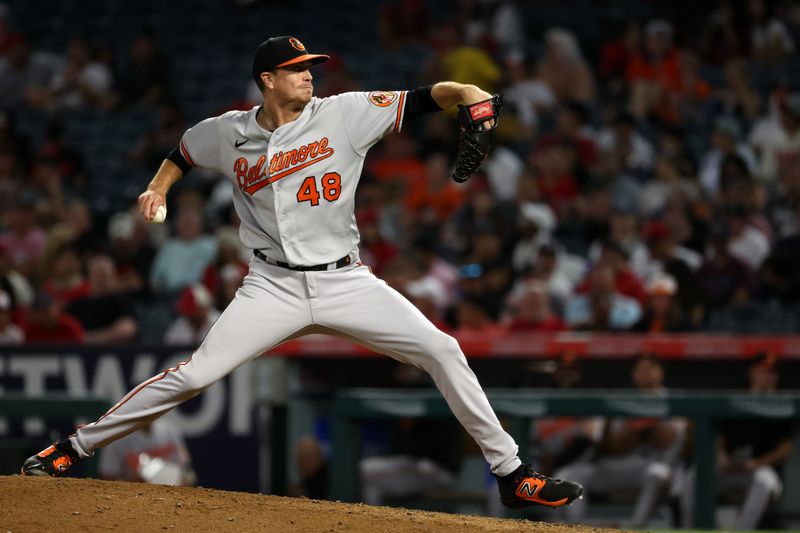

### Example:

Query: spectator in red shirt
xmin=452 ymin=295 xmax=504 ymax=337
xmin=529 ymin=140 xmax=579 ymax=219
xmin=24 ymin=292 xmax=84 ymax=344
xmin=539 ymin=101 xmax=597 ymax=168
xmin=163 ymin=284 xmax=220 ymax=346
xmin=577 ymin=240 xmax=647 ymax=305
xmin=42 ymin=245 xmax=90 ymax=305
xmin=627 ymin=19 xmax=682 ymax=120
xmin=599 ymin=20 xmax=641 ymax=89
xmin=503 ymin=280 xmax=566 ymax=332
xmin=357 ymin=208 xmax=398 ymax=276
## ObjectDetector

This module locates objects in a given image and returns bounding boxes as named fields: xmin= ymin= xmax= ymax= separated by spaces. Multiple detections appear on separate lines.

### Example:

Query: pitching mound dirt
xmin=1 ymin=476 xmax=622 ymax=532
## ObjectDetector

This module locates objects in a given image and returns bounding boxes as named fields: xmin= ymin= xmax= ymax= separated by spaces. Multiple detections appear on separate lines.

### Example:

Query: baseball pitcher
xmin=22 ymin=36 xmax=582 ymax=510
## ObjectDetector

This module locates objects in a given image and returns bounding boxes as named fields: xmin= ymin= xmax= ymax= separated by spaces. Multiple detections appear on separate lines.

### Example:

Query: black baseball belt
xmin=253 ymin=249 xmax=351 ymax=271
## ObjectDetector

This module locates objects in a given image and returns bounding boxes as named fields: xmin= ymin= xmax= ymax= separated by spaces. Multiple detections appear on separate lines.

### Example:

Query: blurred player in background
xmin=679 ymin=352 xmax=796 ymax=530
xmin=555 ymin=352 xmax=685 ymax=524
xmin=100 ymin=418 xmax=195 ymax=486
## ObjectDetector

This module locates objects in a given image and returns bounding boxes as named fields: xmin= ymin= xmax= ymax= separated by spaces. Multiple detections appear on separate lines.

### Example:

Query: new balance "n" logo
xmin=518 ymin=480 xmax=541 ymax=497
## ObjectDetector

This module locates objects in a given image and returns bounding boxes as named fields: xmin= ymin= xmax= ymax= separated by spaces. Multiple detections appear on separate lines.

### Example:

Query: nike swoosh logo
xmin=235 ymin=139 xmax=250 ymax=148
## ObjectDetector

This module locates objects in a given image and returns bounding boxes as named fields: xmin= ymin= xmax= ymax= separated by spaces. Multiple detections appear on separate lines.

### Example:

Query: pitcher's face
xmin=268 ymin=61 xmax=314 ymax=105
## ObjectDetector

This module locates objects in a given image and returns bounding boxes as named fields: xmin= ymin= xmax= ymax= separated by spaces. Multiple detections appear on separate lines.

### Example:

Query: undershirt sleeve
xmin=403 ymin=85 xmax=443 ymax=119
xmin=166 ymin=147 xmax=192 ymax=175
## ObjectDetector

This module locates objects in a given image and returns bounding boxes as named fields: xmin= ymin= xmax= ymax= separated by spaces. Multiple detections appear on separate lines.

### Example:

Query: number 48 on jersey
xmin=296 ymin=172 xmax=341 ymax=206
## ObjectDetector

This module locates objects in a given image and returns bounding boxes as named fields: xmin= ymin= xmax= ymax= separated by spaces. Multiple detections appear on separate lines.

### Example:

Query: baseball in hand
xmin=151 ymin=205 xmax=167 ymax=224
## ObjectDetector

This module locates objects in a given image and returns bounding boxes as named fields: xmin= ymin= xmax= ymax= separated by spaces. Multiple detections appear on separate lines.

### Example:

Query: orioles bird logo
xmin=289 ymin=38 xmax=306 ymax=51
xmin=368 ymin=91 xmax=397 ymax=107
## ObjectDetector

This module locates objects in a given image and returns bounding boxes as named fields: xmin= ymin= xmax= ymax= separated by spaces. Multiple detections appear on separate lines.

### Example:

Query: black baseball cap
xmin=252 ymin=36 xmax=329 ymax=83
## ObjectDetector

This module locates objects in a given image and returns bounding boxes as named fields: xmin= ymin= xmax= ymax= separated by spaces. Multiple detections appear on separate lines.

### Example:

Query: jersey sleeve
xmin=179 ymin=116 xmax=222 ymax=172
xmin=337 ymin=91 xmax=408 ymax=155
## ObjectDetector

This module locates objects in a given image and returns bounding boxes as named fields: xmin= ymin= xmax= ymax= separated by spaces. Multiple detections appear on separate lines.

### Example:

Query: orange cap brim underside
xmin=276 ymin=54 xmax=330 ymax=68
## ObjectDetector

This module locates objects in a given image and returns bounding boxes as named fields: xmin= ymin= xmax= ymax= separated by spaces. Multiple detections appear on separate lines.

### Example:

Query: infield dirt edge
xmin=0 ymin=475 xmax=628 ymax=532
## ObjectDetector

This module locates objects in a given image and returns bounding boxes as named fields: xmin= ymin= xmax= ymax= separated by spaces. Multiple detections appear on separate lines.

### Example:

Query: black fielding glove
xmin=450 ymin=94 xmax=502 ymax=183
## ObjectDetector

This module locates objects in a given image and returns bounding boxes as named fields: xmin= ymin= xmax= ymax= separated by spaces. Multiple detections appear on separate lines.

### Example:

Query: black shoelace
xmin=516 ymin=464 xmax=559 ymax=484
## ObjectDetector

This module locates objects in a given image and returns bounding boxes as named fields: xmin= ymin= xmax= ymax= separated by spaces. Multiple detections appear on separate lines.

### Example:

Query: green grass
xmin=652 ymin=530 xmax=794 ymax=533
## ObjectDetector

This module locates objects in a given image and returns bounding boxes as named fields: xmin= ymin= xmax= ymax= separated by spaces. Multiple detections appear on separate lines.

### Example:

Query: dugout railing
xmin=330 ymin=389 xmax=800 ymax=529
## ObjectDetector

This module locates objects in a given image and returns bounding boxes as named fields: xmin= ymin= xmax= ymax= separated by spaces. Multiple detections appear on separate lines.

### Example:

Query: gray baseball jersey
xmin=68 ymin=87 xmax=522 ymax=485
xmin=179 ymin=91 xmax=408 ymax=266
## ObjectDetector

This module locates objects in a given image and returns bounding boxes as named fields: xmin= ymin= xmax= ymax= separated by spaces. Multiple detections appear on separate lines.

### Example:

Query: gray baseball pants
xmin=71 ymin=258 xmax=521 ymax=477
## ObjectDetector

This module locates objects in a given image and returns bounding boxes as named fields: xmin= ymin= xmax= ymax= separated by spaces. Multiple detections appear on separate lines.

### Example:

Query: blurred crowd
xmin=2 ymin=0 xmax=800 ymax=345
